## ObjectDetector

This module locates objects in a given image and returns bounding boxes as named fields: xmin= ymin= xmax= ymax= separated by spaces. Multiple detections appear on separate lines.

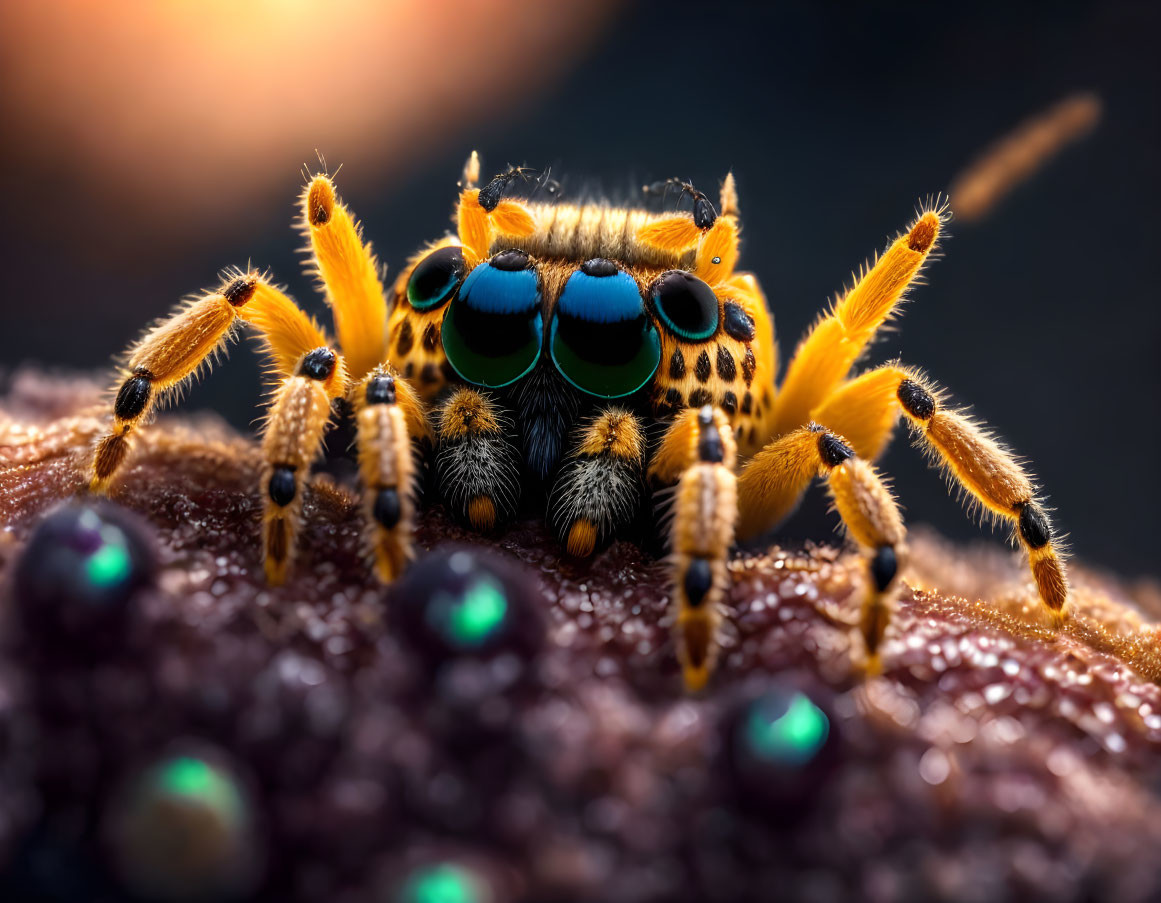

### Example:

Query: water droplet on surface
xmin=14 ymin=502 xmax=155 ymax=647
xmin=394 ymin=861 xmax=491 ymax=903
xmin=722 ymin=685 xmax=839 ymax=816
xmin=392 ymin=546 xmax=541 ymax=665
xmin=108 ymin=748 xmax=261 ymax=901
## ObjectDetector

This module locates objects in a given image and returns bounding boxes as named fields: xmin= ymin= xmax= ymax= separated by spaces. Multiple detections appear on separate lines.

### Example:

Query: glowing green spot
xmin=84 ymin=526 xmax=132 ymax=588
xmin=398 ymin=863 xmax=482 ymax=903
xmin=444 ymin=576 xmax=508 ymax=647
xmin=154 ymin=757 xmax=243 ymax=825
xmin=746 ymin=692 xmax=829 ymax=767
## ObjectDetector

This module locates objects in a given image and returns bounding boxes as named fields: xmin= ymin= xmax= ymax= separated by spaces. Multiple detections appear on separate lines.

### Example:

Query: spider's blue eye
xmin=407 ymin=246 xmax=465 ymax=311
xmin=549 ymin=259 xmax=661 ymax=399
xmin=651 ymin=270 xmax=719 ymax=341
xmin=441 ymin=249 xmax=542 ymax=388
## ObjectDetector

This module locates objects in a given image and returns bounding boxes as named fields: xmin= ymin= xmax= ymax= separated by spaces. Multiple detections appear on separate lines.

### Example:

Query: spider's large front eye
xmin=549 ymin=259 xmax=661 ymax=399
xmin=441 ymin=249 xmax=543 ymax=388
xmin=651 ymin=270 xmax=720 ymax=341
xmin=407 ymin=246 xmax=465 ymax=311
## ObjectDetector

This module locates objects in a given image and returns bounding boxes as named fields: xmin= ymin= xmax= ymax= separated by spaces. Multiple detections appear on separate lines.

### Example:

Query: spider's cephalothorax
xmin=89 ymin=153 xmax=1069 ymax=690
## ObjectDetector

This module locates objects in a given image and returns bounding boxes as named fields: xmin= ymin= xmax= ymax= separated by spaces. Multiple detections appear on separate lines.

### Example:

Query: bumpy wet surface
xmin=2 ymin=371 xmax=1160 ymax=902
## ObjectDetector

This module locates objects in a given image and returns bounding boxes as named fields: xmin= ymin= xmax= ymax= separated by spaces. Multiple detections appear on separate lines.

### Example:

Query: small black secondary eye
xmin=407 ymin=246 xmax=465 ymax=311
xmin=651 ymin=271 xmax=720 ymax=341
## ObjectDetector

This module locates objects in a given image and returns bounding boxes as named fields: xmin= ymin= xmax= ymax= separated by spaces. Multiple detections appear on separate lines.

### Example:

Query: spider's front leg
xmin=90 ymin=272 xmax=334 ymax=493
xmin=352 ymin=367 xmax=431 ymax=582
xmin=813 ymin=364 xmax=1069 ymax=621
xmin=737 ymin=424 xmax=907 ymax=671
xmin=260 ymin=346 xmax=348 ymax=584
xmin=89 ymin=264 xmax=352 ymax=584
xmin=649 ymin=405 xmax=738 ymax=692
xmin=90 ymin=273 xmax=260 ymax=491
xmin=771 ymin=206 xmax=946 ymax=439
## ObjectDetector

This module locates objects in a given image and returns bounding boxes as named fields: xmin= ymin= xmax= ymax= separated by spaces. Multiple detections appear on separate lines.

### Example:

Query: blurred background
xmin=1 ymin=0 xmax=1157 ymax=579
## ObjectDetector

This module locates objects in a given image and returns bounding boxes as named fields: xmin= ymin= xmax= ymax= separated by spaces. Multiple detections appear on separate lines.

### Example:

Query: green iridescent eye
xmin=407 ymin=246 xmax=465 ymax=311
xmin=441 ymin=250 xmax=543 ymax=388
xmin=549 ymin=259 xmax=661 ymax=399
xmin=651 ymin=270 xmax=720 ymax=341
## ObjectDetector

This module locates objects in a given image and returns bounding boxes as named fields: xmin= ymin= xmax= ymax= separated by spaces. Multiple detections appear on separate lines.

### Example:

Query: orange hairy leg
xmin=353 ymin=367 xmax=430 ymax=583
xmin=810 ymin=365 xmax=906 ymax=461
xmin=260 ymin=346 xmax=348 ymax=585
xmin=302 ymin=174 xmax=388 ymax=381
xmin=737 ymin=424 xmax=906 ymax=668
xmin=771 ymin=206 xmax=946 ymax=440
xmin=807 ymin=364 xmax=1069 ymax=621
xmin=894 ymin=372 xmax=1069 ymax=620
xmin=90 ymin=272 xmax=329 ymax=492
xmin=654 ymin=406 xmax=738 ymax=692
xmin=89 ymin=275 xmax=255 ymax=491
xmin=825 ymin=454 xmax=907 ymax=670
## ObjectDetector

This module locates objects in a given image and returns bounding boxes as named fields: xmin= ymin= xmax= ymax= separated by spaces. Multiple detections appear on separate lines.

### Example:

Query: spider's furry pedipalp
xmin=434 ymin=387 xmax=521 ymax=532
xmin=549 ymin=408 xmax=646 ymax=557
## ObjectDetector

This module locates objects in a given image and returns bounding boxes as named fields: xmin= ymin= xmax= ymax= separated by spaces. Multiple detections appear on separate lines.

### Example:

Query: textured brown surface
xmin=2 ymin=369 xmax=1161 ymax=902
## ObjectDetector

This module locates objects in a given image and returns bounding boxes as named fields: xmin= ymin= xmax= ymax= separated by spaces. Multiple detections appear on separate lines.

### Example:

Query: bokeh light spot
xmin=83 ymin=524 xmax=133 ymax=588
xmin=398 ymin=863 xmax=483 ymax=903
xmin=744 ymin=690 xmax=829 ymax=767
xmin=444 ymin=577 xmax=508 ymax=647
xmin=155 ymin=756 xmax=244 ymax=825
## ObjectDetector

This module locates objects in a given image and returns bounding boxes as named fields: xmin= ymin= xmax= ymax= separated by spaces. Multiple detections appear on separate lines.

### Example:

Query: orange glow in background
xmin=0 ymin=0 xmax=621 ymax=257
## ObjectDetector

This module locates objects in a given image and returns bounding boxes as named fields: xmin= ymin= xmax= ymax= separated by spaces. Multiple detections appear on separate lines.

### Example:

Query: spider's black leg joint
xmin=373 ymin=487 xmax=402 ymax=529
xmin=691 ymin=193 xmax=718 ymax=230
xmin=683 ymin=557 xmax=714 ymax=607
xmin=643 ymin=178 xmax=718 ymax=229
xmin=365 ymin=374 xmax=397 ymax=405
xmin=869 ymin=546 xmax=898 ymax=593
xmin=696 ymin=405 xmax=724 ymax=463
xmin=299 ymin=347 xmax=337 ymax=381
xmin=477 ymin=175 xmax=508 ymax=212
xmin=1017 ymin=501 xmax=1052 ymax=550
xmin=268 ymin=465 xmax=297 ymax=507
xmin=477 ymin=165 xmax=543 ymax=212
xmin=898 ymin=379 xmax=935 ymax=421
xmin=114 ymin=368 xmax=155 ymax=422
xmin=816 ymin=428 xmax=855 ymax=468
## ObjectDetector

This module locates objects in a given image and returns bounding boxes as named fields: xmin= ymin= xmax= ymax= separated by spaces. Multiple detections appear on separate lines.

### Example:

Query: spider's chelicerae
xmin=89 ymin=153 xmax=1068 ymax=689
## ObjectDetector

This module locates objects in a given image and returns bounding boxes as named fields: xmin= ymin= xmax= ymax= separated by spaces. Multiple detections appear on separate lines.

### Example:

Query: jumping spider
xmin=89 ymin=153 xmax=1068 ymax=689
